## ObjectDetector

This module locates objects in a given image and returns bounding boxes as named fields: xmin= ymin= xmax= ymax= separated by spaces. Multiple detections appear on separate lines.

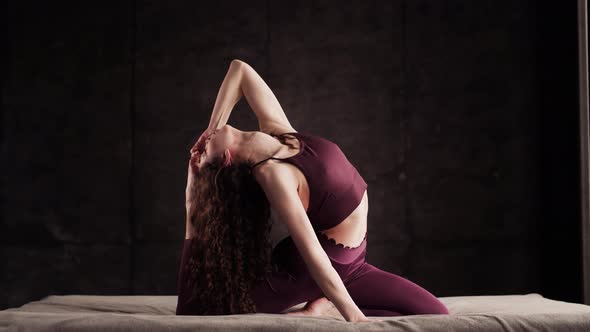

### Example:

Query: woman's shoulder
xmin=251 ymin=159 xmax=298 ymax=191
xmin=266 ymin=125 xmax=298 ymax=137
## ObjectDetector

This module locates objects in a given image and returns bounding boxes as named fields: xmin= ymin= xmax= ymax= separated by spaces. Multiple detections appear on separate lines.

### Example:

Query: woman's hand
xmin=283 ymin=297 xmax=384 ymax=323
xmin=190 ymin=128 xmax=215 ymax=156
xmin=187 ymin=127 xmax=215 ymax=179
xmin=349 ymin=313 xmax=384 ymax=323
xmin=186 ymin=128 xmax=205 ymax=209
xmin=187 ymin=127 xmax=215 ymax=206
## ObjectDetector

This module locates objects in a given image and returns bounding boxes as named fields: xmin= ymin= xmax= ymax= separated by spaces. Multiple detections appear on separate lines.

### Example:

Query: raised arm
xmin=206 ymin=59 xmax=296 ymax=135
xmin=253 ymin=164 xmax=368 ymax=322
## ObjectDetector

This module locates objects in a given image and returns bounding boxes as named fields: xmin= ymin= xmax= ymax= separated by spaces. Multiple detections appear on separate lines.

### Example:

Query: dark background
xmin=1 ymin=0 xmax=583 ymax=310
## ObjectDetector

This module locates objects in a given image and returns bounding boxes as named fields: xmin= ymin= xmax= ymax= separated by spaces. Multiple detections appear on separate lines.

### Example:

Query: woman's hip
xmin=271 ymin=231 xmax=368 ymax=282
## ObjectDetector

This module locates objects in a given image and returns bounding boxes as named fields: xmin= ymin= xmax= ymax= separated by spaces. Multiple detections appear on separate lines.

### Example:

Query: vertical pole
xmin=577 ymin=0 xmax=590 ymax=305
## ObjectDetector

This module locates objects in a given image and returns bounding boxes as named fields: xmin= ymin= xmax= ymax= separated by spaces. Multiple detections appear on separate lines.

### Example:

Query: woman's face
xmin=196 ymin=124 xmax=234 ymax=168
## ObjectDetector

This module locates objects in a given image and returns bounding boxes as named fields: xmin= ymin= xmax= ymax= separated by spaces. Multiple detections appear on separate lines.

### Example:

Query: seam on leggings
xmin=265 ymin=276 xmax=278 ymax=294
xmin=265 ymin=272 xmax=296 ymax=295
xmin=343 ymin=262 xmax=368 ymax=286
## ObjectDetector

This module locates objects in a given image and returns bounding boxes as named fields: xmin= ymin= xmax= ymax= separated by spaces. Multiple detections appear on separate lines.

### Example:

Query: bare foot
xmin=285 ymin=296 xmax=335 ymax=317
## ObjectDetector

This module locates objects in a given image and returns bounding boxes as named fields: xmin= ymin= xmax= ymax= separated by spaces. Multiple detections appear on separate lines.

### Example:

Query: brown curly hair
xmin=183 ymin=156 xmax=277 ymax=314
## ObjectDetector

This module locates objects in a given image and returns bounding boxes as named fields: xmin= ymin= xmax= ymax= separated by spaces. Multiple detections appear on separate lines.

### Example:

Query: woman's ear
xmin=222 ymin=148 xmax=232 ymax=167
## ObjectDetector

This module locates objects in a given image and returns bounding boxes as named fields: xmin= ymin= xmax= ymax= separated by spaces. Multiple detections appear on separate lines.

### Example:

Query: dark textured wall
xmin=1 ymin=0 xmax=582 ymax=309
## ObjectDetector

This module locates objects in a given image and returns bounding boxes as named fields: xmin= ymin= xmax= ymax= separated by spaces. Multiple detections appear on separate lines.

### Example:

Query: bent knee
xmin=420 ymin=300 xmax=450 ymax=315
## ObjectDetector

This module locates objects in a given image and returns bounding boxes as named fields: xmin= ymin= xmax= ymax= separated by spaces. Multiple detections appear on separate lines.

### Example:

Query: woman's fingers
xmin=189 ymin=153 xmax=200 ymax=172
xmin=186 ymin=156 xmax=198 ymax=201
xmin=190 ymin=128 xmax=214 ymax=154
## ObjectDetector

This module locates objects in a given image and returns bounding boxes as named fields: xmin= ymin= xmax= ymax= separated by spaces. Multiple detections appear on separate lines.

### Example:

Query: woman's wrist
xmin=347 ymin=311 xmax=369 ymax=322
xmin=329 ymin=295 xmax=366 ymax=322
xmin=343 ymin=306 xmax=367 ymax=322
xmin=207 ymin=120 xmax=219 ymax=132
xmin=208 ymin=116 xmax=227 ymax=131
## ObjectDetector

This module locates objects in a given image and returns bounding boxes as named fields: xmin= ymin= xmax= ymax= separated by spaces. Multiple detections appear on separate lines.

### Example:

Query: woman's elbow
xmin=230 ymin=58 xmax=245 ymax=69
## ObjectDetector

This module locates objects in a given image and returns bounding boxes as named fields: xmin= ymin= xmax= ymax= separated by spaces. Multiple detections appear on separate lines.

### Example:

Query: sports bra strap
xmin=250 ymin=156 xmax=282 ymax=169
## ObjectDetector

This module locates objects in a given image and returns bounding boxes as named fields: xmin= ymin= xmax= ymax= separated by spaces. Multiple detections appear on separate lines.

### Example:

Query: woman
xmin=176 ymin=59 xmax=450 ymax=322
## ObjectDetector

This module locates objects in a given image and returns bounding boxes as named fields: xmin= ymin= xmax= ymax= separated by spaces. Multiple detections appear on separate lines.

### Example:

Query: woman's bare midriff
xmin=288 ymin=162 xmax=368 ymax=249
xmin=319 ymin=189 xmax=368 ymax=248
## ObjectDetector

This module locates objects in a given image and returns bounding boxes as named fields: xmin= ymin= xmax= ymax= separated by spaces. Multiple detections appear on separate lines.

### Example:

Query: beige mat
xmin=1 ymin=293 xmax=589 ymax=331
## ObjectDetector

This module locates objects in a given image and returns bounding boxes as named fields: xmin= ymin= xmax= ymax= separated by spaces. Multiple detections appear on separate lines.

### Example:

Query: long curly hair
xmin=183 ymin=154 xmax=277 ymax=314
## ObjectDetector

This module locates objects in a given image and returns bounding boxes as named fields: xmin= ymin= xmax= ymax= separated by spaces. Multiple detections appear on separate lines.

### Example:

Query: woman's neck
xmin=238 ymin=131 xmax=284 ymax=166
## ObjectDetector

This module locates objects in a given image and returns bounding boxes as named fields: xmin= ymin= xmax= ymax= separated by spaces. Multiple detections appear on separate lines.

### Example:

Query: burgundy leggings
xmin=250 ymin=230 xmax=450 ymax=316
xmin=176 ymin=230 xmax=449 ymax=316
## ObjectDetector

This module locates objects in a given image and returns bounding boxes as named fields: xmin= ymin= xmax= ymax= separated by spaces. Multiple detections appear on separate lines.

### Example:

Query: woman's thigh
xmin=250 ymin=236 xmax=324 ymax=313
xmin=250 ymin=269 xmax=324 ymax=313
xmin=344 ymin=262 xmax=450 ymax=316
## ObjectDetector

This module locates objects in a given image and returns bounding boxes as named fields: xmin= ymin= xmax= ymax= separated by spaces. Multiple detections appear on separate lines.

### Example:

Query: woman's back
xmin=251 ymin=131 xmax=368 ymax=249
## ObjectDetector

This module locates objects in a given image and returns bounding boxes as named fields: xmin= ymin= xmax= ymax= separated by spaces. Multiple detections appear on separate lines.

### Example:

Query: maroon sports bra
xmin=250 ymin=131 xmax=368 ymax=231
